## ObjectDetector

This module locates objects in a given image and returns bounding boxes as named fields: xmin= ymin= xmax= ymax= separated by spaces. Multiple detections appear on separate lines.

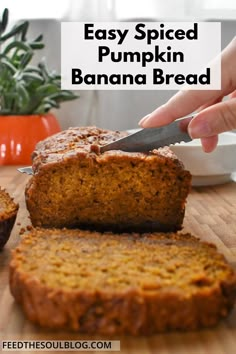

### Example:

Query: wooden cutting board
xmin=0 ymin=166 xmax=236 ymax=354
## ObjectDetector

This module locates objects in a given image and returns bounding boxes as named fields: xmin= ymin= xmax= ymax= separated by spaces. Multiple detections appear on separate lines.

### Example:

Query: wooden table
xmin=0 ymin=166 xmax=236 ymax=354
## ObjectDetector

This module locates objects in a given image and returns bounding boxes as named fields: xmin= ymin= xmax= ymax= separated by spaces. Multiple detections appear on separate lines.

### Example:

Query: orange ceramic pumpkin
xmin=0 ymin=113 xmax=61 ymax=165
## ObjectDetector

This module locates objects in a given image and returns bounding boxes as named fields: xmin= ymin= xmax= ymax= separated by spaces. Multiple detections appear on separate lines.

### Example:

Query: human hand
xmin=139 ymin=37 xmax=236 ymax=152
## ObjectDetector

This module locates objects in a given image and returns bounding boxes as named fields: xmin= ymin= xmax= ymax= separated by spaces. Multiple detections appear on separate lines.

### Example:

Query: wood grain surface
xmin=0 ymin=166 xmax=236 ymax=354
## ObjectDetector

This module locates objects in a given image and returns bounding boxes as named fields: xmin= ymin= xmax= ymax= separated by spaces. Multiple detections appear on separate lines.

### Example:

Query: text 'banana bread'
xmin=10 ymin=228 xmax=236 ymax=335
xmin=25 ymin=127 xmax=191 ymax=232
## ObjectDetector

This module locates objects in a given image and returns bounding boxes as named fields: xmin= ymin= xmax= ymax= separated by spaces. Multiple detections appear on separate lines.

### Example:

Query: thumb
xmin=188 ymin=98 xmax=236 ymax=138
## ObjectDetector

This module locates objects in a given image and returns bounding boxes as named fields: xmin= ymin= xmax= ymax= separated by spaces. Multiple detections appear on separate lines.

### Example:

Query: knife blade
xmin=17 ymin=115 xmax=194 ymax=175
xmin=17 ymin=166 xmax=33 ymax=175
xmin=100 ymin=115 xmax=194 ymax=153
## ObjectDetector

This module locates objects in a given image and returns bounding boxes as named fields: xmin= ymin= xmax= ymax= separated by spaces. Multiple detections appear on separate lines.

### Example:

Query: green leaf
xmin=16 ymin=82 xmax=30 ymax=107
xmin=50 ymin=91 xmax=78 ymax=101
xmin=0 ymin=9 xmax=78 ymax=114
xmin=38 ymin=60 xmax=51 ymax=80
xmin=44 ymin=98 xmax=60 ymax=108
xmin=29 ymin=42 xmax=44 ymax=50
xmin=33 ymin=34 xmax=43 ymax=42
xmin=29 ymin=33 xmax=44 ymax=50
xmin=19 ymin=51 xmax=33 ymax=69
xmin=24 ymin=66 xmax=44 ymax=74
xmin=34 ymin=102 xmax=54 ymax=114
xmin=3 ymin=40 xmax=33 ymax=56
xmin=0 ymin=21 xmax=28 ymax=42
xmin=20 ymin=21 xmax=29 ymax=41
xmin=35 ymin=83 xmax=59 ymax=96
xmin=0 ymin=57 xmax=17 ymax=73
xmin=21 ymin=72 xmax=44 ymax=83
xmin=0 ymin=8 xmax=8 ymax=35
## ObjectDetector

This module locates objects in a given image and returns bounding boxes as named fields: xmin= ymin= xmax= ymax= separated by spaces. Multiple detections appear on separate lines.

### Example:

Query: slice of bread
xmin=25 ymin=126 xmax=191 ymax=232
xmin=10 ymin=228 xmax=236 ymax=335
xmin=0 ymin=188 xmax=18 ymax=250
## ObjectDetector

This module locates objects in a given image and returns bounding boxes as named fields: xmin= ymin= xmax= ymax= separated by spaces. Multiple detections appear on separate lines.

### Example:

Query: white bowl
xmin=170 ymin=132 xmax=236 ymax=186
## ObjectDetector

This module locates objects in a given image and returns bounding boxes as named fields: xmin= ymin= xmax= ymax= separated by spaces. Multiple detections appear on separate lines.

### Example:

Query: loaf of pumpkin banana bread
xmin=0 ymin=188 xmax=18 ymax=250
xmin=25 ymin=127 xmax=191 ymax=232
xmin=10 ymin=228 xmax=236 ymax=335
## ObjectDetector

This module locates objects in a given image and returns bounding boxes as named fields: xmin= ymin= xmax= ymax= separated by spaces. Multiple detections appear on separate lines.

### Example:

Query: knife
xmin=18 ymin=166 xmax=33 ymax=175
xmin=17 ymin=115 xmax=194 ymax=175
xmin=100 ymin=115 xmax=194 ymax=153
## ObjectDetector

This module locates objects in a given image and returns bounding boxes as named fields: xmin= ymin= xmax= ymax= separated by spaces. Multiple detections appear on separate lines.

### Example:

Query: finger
xmin=200 ymin=136 xmax=218 ymax=153
xmin=197 ymin=95 xmax=223 ymax=112
xmin=139 ymin=90 xmax=221 ymax=127
xmin=188 ymin=98 xmax=236 ymax=138
xmin=139 ymin=37 xmax=236 ymax=128
xmin=229 ymin=90 xmax=236 ymax=99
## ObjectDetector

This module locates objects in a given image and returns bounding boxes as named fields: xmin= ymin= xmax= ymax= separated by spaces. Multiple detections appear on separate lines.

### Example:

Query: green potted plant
xmin=0 ymin=8 xmax=77 ymax=165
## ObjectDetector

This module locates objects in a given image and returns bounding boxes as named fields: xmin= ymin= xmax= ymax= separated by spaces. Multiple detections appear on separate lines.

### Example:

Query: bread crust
xmin=26 ymin=127 xmax=191 ymax=232
xmin=0 ymin=188 xmax=18 ymax=250
xmin=9 ymin=228 xmax=236 ymax=335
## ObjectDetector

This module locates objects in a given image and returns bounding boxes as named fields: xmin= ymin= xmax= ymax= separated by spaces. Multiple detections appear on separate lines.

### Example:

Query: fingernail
xmin=138 ymin=114 xmax=150 ymax=126
xmin=188 ymin=121 xmax=211 ymax=138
